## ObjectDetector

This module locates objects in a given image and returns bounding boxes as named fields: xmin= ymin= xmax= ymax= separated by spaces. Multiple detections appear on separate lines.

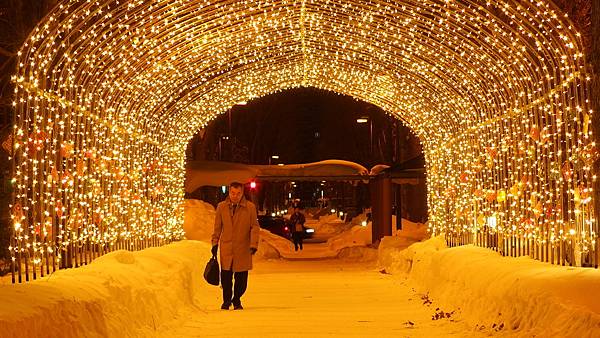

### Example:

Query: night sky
xmin=188 ymin=86 xmax=422 ymax=168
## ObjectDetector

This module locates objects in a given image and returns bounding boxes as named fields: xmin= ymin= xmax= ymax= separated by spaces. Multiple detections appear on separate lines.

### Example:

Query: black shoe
xmin=221 ymin=303 xmax=231 ymax=310
xmin=233 ymin=303 xmax=243 ymax=310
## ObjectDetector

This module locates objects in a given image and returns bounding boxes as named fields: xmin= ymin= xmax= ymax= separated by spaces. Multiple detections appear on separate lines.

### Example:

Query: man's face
xmin=229 ymin=186 xmax=243 ymax=203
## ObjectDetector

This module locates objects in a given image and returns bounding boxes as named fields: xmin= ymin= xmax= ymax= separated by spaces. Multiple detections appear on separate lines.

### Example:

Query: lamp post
xmin=356 ymin=117 xmax=373 ymax=155
xmin=222 ymin=101 xmax=246 ymax=161
xmin=269 ymin=154 xmax=279 ymax=165
xmin=218 ymin=135 xmax=229 ymax=161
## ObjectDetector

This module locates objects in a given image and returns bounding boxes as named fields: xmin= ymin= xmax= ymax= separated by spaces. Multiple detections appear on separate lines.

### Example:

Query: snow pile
xmin=379 ymin=236 xmax=600 ymax=336
xmin=255 ymin=229 xmax=287 ymax=260
xmin=378 ymin=219 xmax=431 ymax=270
xmin=186 ymin=159 xmax=368 ymax=191
xmin=327 ymin=222 xmax=372 ymax=252
xmin=393 ymin=217 xmax=429 ymax=241
xmin=349 ymin=212 xmax=368 ymax=226
xmin=337 ymin=246 xmax=378 ymax=262
xmin=183 ymin=199 xmax=216 ymax=241
xmin=378 ymin=233 xmax=446 ymax=275
xmin=0 ymin=241 xmax=208 ymax=338
xmin=330 ymin=213 xmax=378 ymax=262
xmin=309 ymin=214 xmax=353 ymax=235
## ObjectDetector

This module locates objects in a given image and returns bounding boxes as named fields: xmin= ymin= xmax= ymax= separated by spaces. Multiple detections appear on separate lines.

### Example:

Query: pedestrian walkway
xmin=159 ymin=260 xmax=488 ymax=337
xmin=278 ymin=242 xmax=339 ymax=260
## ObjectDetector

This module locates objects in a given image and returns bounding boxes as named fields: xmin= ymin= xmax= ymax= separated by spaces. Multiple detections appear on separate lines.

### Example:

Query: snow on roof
xmin=185 ymin=159 xmax=369 ymax=191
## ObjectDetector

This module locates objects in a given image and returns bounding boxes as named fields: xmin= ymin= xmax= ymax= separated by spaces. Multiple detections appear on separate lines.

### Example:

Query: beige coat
xmin=212 ymin=196 xmax=260 ymax=272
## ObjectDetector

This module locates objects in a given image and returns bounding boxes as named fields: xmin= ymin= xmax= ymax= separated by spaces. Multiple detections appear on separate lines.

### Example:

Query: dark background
xmin=185 ymin=87 xmax=422 ymax=167
xmin=185 ymin=87 xmax=427 ymax=221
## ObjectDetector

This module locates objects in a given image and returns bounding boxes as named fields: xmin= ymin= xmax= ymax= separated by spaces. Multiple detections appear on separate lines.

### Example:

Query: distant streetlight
xmin=218 ymin=135 xmax=230 ymax=160
xmin=356 ymin=116 xmax=373 ymax=154
xmin=269 ymin=154 xmax=279 ymax=165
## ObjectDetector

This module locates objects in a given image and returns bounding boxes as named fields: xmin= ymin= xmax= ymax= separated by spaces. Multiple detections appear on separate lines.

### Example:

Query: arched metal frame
xmin=9 ymin=0 xmax=598 ymax=282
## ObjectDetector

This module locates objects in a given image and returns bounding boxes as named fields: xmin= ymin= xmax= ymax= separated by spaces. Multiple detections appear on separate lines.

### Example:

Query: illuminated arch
xmin=10 ymin=0 xmax=597 ymax=280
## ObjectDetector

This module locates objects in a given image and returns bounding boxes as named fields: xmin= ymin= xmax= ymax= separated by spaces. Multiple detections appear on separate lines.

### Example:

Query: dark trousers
xmin=221 ymin=270 xmax=248 ymax=306
xmin=292 ymin=232 xmax=304 ymax=251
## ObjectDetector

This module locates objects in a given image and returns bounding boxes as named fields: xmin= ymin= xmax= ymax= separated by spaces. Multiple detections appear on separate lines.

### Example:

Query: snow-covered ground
xmin=161 ymin=259 xmax=488 ymax=338
xmin=0 ymin=241 xmax=207 ymax=338
xmin=379 ymin=236 xmax=600 ymax=337
xmin=0 ymin=200 xmax=598 ymax=337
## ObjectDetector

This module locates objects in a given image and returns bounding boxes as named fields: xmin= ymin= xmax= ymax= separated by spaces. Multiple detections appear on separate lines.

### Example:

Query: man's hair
xmin=229 ymin=182 xmax=244 ymax=189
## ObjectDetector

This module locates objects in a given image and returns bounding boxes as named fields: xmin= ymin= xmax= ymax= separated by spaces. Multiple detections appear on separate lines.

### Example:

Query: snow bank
xmin=349 ymin=212 xmax=368 ymax=226
xmin=337 ymin=246 xmax=378 ymax=262
xmin=393 ymin=218 xmax=429 ymax=241
xmin=380 ymin=236 xmax=600 ymax=337
xmin=309 ymin=214 xmax=352 ymax=235
xmin=183 ymin=199 xmax=215 ymax=241
xmin=378 ymin=234 xmax=446 ymax=274
xmin=378 ymin=219 xmax=431 ymax=271
xmin=327 ymin=223 xmax=371 ymax=252
xmin=0 ymin=241 xmax=208 ymax=338
xmin=255 ymin=229 xmax=287 ymax=260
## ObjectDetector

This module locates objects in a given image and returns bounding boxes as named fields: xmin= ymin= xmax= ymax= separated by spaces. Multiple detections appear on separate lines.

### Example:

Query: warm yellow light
xmin=487 ymin=215 xmax=497 ymax=230
xmin=7 ymin=0 xmax=596 ymax=283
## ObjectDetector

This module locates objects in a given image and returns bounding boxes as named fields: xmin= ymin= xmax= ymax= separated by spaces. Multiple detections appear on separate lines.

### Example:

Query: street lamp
xmin=356 ymin=117 xmax=373 ymax=154
xmin=218 ymin=135 xmax=230 ymax=160
xmin=269 ymin=154 xmax=279 ymax=165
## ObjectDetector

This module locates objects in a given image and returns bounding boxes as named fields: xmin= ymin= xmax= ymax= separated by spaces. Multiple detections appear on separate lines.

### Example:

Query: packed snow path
xmin=276 ymin=242 xmax=339 ymax=260
xmin=160 ymin=259 xmax=486 ymax=338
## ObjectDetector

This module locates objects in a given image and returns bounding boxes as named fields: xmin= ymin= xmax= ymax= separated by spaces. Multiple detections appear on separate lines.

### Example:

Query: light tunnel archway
xmin=9 ymin=0 xmax=598 ymax=281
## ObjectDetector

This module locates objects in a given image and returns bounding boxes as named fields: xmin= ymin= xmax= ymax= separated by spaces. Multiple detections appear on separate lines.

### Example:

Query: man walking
xmin=290 ymin=205 xmax=306 ymax=251
xmin=212 ymin=182 xmax=260 ymax=310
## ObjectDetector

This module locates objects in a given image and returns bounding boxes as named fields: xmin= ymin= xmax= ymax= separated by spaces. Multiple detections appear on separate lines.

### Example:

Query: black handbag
xmin=204 ymin=255 xmax=220 ymax=286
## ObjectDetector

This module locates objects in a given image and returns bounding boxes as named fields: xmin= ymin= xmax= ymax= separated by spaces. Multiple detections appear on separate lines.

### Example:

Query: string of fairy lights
xmin=8 ymin=0 xmax=598 ymax=282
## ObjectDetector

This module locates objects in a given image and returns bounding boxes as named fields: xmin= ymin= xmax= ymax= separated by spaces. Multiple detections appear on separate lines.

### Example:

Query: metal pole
xmin=228 ymin=109 xmax=232 ymax=136
xmin=370 ymin=177 xmax=379 ymax=244
xmin=395 ymin=184 xmax=402 ymax=230
xmin=369 ymin=118 xmax=373 ymax=156
xmin=382 ymin=175 xmax=392 ymax=237
xmin=218 ymin=136 xmax=222 ymax=161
